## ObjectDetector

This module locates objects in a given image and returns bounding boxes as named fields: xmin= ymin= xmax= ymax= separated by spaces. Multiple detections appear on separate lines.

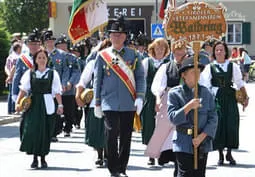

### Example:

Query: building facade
xmin=49 ymin=0 xmax=255 ymax=56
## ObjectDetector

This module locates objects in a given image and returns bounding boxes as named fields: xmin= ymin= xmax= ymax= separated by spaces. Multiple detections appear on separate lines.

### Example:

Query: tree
xmin=2 ymin=0 xmax=49 ymax=34
xmin=0 ymin=17 xmax=10 ymax=95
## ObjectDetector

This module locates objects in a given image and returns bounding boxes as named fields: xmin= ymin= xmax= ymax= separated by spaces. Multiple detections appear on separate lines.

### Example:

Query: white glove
xmin=94 ymin=106 xmax=103 ymax=119
xmin=134 ymin=98 xmax=143 ymax=115
xmin=12 ymin=95 xmax=17 ymax=102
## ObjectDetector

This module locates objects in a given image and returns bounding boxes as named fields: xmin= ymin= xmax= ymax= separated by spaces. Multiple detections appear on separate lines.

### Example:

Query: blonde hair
xmin=148 ymin=38 xmax=170 ymax=58
xmin=171 ymin=39 xmax=188 ymax=52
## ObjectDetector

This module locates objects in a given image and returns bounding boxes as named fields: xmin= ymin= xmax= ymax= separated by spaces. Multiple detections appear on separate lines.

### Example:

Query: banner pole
xmin=192 ymin=41 xmax=201 ymax=169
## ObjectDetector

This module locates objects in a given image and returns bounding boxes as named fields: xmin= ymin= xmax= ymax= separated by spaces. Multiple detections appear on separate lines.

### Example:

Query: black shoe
xmin=147 ymin=158 xmax=155 ymax=165
xmin=110 ymin=172 xmax=120 ymax=177
xmin=217 ymin=152 xmax=224 ymax=165
xmin=64 ymin=132 xmax=70 ymax=137
xmin=41 ymin=160 xmax=48 ymax=168
xmin=226 ymin=153 xmax=236 ymax=165
xmin=51 ymin=137 xmax=58 ymax=142
xmin=95 ymin=159 xmax=104 ymax=166
xmin=30 ymin=160 xmax=38 ymax=169
xmin=119 ymin=172 xmax=128 ymax=177
xmin=158 ymin=159 xmax=165 ymax=166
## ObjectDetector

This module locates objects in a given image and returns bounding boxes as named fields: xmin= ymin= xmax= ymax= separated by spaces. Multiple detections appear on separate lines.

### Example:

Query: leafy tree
xmin=0 ymin=18 xmax=10 ymax=95
xmin=2 ymin=0 xmax=49 ymax=34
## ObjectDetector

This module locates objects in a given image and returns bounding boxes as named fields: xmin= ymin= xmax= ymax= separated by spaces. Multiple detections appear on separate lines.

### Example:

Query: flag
xmin=159 ymin=0 xmax=176 ymax=19
xmin=159 ymin=0 xmax=168 ymax=19
xmin=68 ymin=0 xmax=108 ymax=44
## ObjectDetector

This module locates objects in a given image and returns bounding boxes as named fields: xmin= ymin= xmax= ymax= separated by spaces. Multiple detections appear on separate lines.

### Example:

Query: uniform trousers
xmin=176 ymin=152 xmax=208 ymax=177
xmin=62 ymin=95 xmax=76 ymax=133
xmin=103 ymin=111 xmax=135 ymax=174
xmin=7 ymin=83 xmax=15 ymax=114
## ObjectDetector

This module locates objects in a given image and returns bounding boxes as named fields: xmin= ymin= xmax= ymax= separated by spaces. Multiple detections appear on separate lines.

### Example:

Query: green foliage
xmin=0 ymin=19 xmax=10 ymax=95
xmin=2 ymin=0 xmax=49 ymax=34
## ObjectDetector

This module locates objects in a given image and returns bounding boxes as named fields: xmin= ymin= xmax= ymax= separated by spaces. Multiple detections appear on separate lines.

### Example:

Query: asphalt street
xmin=0 ymin=83 xmax=255 ymax=177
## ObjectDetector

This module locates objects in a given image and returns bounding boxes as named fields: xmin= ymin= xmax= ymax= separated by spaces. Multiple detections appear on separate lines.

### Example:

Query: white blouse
xmin=199 ymin=60 xmax=245 ymax=96
xmin=142 ymin=57 xmax=166 ymax=78
xmin=76 ymin=59 xmax=95 ymax=107
xmin=19 ymin=68 xmax=62 ymax=115
xmin=151 ymin=63 xmax=168 ymax=98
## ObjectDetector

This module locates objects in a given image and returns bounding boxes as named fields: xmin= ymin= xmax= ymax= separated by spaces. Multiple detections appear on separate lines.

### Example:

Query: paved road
xmin=0 ymin=83 xmax=255 ymax=177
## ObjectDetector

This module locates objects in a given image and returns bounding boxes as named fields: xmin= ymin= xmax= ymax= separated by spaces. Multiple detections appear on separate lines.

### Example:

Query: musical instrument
xmin=20 ymin=95 xmax=32 ymax=111
xmin=80 ymin=88 xmax=94 ymax=104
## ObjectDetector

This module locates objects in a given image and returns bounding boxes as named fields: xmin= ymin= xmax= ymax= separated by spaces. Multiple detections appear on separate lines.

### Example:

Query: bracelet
xmin=58 ymin=104 xmax=64 ymax=108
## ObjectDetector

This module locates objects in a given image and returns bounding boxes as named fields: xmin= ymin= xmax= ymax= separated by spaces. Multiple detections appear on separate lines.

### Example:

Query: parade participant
xmin=94 ymin=15 xmax=145 ymax=177
xmin=43 ymin=29 xmax=69 ymax=141
xmin=168 ymin=57 xmax=218 ymax=177
xmin=140 ymin=37 xmax=170 ymax=166
xmin=200 ymin=41 xmax=249 ymax=165
xmin=145 ymin=40 xmax=188 ymax=176
xmin=55 ymin=34 xmax=81 ymax=137
xmin=134 ymin=32 xmax=149 ymax=59
xmin=76 ymin=38 xmax=112 ymax=167
xmin=12 ymin=29 xmax=41 ymax=103
xmin=15 ymin=48 xmax=63 ymax=169
xmin=5 ymin=42 xmax=22 ymax=114
xmin=199 ymin=39 xmax=216 ymax=65
xmin=70 ymin=43 xmax=84 ymax=129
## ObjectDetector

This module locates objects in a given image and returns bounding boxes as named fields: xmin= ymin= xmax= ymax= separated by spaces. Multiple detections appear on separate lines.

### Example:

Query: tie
xmin=112 ymin=48 xmax=125 ymax=56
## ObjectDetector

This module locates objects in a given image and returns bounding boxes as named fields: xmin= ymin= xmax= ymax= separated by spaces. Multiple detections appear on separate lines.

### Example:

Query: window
xmin=227 ymin=23 xmax=242 ymax=44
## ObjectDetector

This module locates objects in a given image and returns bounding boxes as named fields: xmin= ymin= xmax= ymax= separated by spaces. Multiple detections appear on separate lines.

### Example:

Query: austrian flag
xmin=68 ymin=0 xmax=108 ymax=44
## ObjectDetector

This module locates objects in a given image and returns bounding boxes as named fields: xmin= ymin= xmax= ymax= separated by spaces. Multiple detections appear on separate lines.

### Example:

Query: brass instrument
xmin=20 ymin=95 xmax=32 ymax=111
xmin=235 ymin=90 xmax=245 ymax=104
xmin=80 ymin=88 xmax=94 ymax=104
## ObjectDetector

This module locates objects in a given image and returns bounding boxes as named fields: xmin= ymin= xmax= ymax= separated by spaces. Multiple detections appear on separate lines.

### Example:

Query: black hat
xmin=54 ymin=33 xmax=68 ymax=46
xmin=108 ymin=14 xmax=127 ymax=33
xmin=27 ymin=28 xmax=41 ymax=42
xmin=135 ymin=32 xmax=150 ymax=46
xmin=43 ymin=29 xmax=56 ymax=41
xmin=202 ymin=38 xmax=217 ymax=49
xmin=70 ymin=43 xmax=81 ymax=53
xmin=179 ymin=57 xmax=204 ymax=75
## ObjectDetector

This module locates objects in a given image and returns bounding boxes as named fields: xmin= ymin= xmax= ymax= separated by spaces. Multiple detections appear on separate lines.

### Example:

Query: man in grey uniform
xmin=93 ymin=15 xmax=145 ymax=177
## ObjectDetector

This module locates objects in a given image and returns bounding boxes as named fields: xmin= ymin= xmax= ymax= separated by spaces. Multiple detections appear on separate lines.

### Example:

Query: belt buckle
xmin=187 ymin=128 xmax=193 ymax=135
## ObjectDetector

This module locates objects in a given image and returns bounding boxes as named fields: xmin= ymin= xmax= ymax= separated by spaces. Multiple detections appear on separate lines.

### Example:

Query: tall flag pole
xmin=159 ymin=0 xmax=176 ymax=19
xmin=68 ymin=0 xmax=108 ymax=44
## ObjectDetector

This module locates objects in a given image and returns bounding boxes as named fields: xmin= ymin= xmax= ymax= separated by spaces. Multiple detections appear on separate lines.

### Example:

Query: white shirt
xmin=142 ymin=57 xmax=166 ymax=78
xmin=199 ymin=60 xmax=245 ymax=96
xmin=19 ymin=68 xmax=62 ymax=115
xmin=151 ymin=63 xmax=169 ymax=98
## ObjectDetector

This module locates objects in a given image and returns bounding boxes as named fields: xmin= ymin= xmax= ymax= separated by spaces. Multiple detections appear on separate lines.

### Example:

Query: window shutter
xmin=242 ymin=22 xmax=251 ymax=44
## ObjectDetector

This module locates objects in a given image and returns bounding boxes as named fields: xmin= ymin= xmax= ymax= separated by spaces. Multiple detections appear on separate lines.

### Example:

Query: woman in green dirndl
xmin=15 ymin=48 xmax=63 ymax=169
xmin=140 ymin=38 xmax=170 ymax=165
xmin=76 ymin=39 xmax=112 ymax=167
xmin=200 ymin=41 xmax=249 ymax=165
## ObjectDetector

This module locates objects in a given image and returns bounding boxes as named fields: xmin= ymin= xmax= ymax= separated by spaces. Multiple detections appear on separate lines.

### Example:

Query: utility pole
xmin=155 ymin=0 xmax=158 ymax=23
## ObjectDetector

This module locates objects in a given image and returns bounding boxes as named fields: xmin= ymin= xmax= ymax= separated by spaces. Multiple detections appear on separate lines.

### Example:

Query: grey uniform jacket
xmin=168 ymin=84 xmax=218 ymax=154
xmin=12 ymin=54 xmax=33 ymax=97
xmin=94 ymin=46 xmax=146 ymax=111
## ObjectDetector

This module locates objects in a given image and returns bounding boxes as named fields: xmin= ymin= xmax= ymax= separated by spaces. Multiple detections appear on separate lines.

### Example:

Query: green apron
xmin=20 ymin=70 xmax=56 ymax=156
xmin=85 ymin=108 xmax=105 ymax=148
xmin=211 ymin=63 xmax=239 ymax=150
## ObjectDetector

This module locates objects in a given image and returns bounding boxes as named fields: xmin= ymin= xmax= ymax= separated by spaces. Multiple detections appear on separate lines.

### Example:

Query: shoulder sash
xmin=20 ymin=54 xmax=33 ymax=69
xmin=100 ymin=49 xmax=136 ymax=100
